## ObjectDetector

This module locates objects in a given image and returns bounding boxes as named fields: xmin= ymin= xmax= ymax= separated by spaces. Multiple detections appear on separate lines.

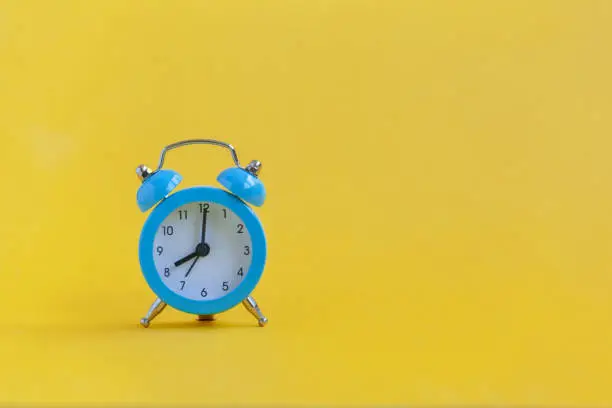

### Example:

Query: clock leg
xmin=197 ymin=314 xmax=216 ymax=322
xmin=140 ymin=297 xmax=167 ymax=328
xmin=242 ymin=296 xmax=268 ymax=327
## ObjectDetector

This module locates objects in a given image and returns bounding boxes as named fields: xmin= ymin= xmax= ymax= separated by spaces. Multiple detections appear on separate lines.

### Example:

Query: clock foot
xmin=242 ymin=296 xmax=268 ymax=327
xmin=197 ymin=314 xmax=216 ymax=322
xmin=140 ymin=297 xmax=167 ymax=328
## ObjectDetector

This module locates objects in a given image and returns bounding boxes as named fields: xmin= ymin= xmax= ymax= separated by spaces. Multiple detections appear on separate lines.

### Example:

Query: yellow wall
xmin=1 ymin=0 xmax=611 ymax=405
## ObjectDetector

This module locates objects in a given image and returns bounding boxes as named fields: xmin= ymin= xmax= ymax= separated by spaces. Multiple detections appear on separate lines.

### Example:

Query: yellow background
xmin=1 ymin=0 xmax=611 ymax=405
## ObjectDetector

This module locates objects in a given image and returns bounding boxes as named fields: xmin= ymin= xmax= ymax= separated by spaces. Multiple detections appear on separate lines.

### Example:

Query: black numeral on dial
xmin=199 ymin=203 xmax=210 ymax=213
xmin=179 ymin=210 xmax=188 ymax=220
xmin=156 ymin=246 xmax=164 ymax=255
xmin=237 ymin=267 xmax=244 ymax=277
xmin=180 ymin=281 xmax=186 ymax=290
xmin=243 ymin=246 xmax=250 ymax=255
xmin=222 ymin=281 xmax=229 ymax=291
xmin=236 ymin=224 xmax=244 ymax=234
xmin=201 ymin=288 xmax=208 ymax=297
xmin=162 ymin=226 xmax=174 ymax=236
xmin=164 ymin=267 xmax=170 ymax=277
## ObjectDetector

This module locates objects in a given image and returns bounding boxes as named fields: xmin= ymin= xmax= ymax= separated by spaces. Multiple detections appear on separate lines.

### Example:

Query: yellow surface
xmin=1 ymin=0 xmax=611 ymax=405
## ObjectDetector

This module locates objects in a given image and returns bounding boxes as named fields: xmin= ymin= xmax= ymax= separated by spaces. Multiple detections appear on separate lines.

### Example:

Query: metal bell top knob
xmin=136 ymin=165 xmax=153 ymax=182
xmin=245 ymin=160 xmax=262 ymax=177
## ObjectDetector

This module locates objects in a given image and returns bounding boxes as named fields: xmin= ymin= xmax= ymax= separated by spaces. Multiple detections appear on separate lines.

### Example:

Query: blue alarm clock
xmin=135 ymin=139 xmax=269 ymax=328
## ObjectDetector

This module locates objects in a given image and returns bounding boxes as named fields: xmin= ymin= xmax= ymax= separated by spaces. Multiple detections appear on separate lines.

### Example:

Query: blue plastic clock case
xmin=134 ymin=141 xmax=268 ymax=319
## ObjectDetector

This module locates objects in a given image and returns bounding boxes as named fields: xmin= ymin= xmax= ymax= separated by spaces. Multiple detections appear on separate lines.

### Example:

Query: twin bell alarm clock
xmin=134 ymin=139 xmax=268 ymax=328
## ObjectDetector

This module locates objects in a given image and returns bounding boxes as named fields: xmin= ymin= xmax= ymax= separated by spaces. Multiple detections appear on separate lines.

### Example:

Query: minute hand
xmin=200 ymin=206 xmax=208 ymax=245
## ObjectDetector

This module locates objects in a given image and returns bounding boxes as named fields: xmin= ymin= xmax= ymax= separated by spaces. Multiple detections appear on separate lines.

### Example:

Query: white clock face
xmin=152 ymin=201 xmax=253 ymax=301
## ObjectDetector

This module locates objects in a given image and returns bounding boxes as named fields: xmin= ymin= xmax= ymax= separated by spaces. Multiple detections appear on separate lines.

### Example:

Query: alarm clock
xmin=134 ymin=139 xmax=269 ymax=328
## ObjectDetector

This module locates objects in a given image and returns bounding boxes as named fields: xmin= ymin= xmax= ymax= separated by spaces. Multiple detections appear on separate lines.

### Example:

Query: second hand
xmin=184 ymin=256 xmax=200 ymax=278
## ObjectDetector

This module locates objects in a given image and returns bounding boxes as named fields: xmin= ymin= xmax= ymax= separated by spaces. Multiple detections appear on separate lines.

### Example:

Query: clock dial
xmin=152 ymin=201 xmax=253 ymax=301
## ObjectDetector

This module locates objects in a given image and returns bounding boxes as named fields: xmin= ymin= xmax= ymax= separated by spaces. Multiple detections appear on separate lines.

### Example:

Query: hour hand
xmin=174 ymin=251 xmax=198 ymax=267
